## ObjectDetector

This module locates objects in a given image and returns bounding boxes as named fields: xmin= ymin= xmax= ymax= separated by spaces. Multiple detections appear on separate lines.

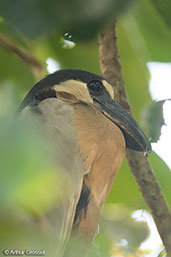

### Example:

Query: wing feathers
xmin=19 ymin=98 xmax=85 ymax=257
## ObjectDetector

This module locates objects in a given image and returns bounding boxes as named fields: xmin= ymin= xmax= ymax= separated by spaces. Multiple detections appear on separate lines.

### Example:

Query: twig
xmin=0 ymin=34 xmax=42 ymax=75
xmin=98 ymin=24 xmax=171 ymax=256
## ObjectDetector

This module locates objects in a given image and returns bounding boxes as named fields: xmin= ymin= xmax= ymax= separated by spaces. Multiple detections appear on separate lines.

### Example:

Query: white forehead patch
xmin=102 ymin=80 xmax=114 ymax=99
xmin=54 ymin=79 xmax=93 ymax=103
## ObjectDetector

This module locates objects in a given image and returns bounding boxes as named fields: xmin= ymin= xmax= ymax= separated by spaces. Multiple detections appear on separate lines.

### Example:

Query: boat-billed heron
xmin=18 ymin=69 xmax=151 ymax=257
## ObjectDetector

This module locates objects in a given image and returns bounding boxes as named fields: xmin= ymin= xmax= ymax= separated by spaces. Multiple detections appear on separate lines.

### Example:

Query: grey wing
xmin=19 ymin=98 xmax=85 ymax=257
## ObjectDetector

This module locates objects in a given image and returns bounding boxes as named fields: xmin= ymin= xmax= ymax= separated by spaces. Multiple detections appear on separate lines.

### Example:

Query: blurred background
xmin=0 ymin=0 xmax=171 ymax=256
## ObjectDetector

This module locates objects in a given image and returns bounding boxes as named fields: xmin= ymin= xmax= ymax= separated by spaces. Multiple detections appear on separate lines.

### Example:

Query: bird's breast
xmin=72 ymin=103 xmax=125 ymax=208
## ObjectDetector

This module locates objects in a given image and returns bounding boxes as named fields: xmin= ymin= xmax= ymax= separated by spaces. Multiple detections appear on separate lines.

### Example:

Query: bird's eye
xmin=87 ymin=80 xmax=103 ymax=93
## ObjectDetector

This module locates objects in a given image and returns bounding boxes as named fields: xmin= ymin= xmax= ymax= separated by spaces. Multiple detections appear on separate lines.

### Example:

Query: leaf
xmin=117 ymin=19 xmax=151 ymax=122
xmin=142 ymin=100 xmax=165 ymax=143
xmin=157 ymin=246 xmax=166 ymax=257
xmin=0 ymin=45 xmax=36 ymax=92
xmin=151 ymin=0 xmax=171 ymax=28
xmin=149 ymin=152 xmax=171 ymax=207
xmin=107 ymin=158 xmax=145 ymax=208
xmin=107 ymin=151 xmax=171 ymax=210
xmin=132 ymin=0 xmax=171 ymax=62
xmin=92 ymin=204 xmax=149 ymax=257
xmin=44 ymin=33 xmax=101 ymax=73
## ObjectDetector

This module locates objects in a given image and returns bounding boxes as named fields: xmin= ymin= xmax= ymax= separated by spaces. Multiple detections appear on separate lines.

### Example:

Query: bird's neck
xmin=72 ymin=103 xmax=125 ymax=240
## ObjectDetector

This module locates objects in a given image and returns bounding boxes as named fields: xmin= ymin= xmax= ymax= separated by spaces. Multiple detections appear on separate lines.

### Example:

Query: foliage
xmin=0 ymin=0 xmax=133 ymax=40
xmin=142 ymin=100 xmax=165 ymax=143
xmin=0 ymin=0 xmax=171 ymax=256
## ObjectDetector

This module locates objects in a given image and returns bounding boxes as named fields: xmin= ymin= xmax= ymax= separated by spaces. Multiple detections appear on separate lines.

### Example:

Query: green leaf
xmin=151 ymin=0 xmax=171 ymax=28
xmin=107 ymin=151 xmax=171 ymax=210
xmin=93 ymin=204 xmax=149 ymax=256
xmin=149 ymin=152 xmax=171 ymax=206
xmin=107 ymin=158 xmax=145 ymax=208
xmin=45 ymin=33 xmax=101 ymax=73
xmin=0 ymin=46 xmax=35 ymax=92
xmin=157 ymin=246 xmax=166 ymax=257
xmin=133 ymin=0 xmax=171 ymax=62
xmin=117 ymin=18 xmax=151 ymax=122
xmin=142 ymin=100 xmax=165 ymax=143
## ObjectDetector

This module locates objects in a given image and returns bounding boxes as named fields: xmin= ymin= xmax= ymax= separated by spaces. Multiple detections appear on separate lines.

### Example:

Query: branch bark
xmin=0 ymin=34 xmax=42 ymax=76
xmin=98 ymin=24 xmax=171 ymax=256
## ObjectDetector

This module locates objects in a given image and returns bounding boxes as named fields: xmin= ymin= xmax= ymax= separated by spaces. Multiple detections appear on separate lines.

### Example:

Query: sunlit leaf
xmin=157 ymin=246 xmax=166 ymax=257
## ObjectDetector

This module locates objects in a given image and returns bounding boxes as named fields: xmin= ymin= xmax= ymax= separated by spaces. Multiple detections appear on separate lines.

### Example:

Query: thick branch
xmin=0 ymin=34 xmax=42 ymax=75
xmin=98 ymin=24 xmax=171 ymax=255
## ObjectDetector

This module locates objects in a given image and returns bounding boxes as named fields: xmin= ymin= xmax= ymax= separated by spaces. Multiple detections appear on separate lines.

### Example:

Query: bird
xmin=18 ymin=69 xmax=151 ymax=257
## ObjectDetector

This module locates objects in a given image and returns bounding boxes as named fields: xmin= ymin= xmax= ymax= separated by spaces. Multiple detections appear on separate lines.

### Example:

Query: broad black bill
xmin=95 ymin=98 xmax=151 ymax=153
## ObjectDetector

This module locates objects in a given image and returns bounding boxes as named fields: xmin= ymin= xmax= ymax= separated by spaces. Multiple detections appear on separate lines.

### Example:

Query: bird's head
xmin=19 ymin=69 xmax=151 ymax=153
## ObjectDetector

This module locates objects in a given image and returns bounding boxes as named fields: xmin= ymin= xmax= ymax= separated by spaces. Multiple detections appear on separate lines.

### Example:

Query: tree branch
xmin=0 ymin=34 xmax=42 ymax=76
xmin=98 ymin=24 xmax=171 ymax=255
